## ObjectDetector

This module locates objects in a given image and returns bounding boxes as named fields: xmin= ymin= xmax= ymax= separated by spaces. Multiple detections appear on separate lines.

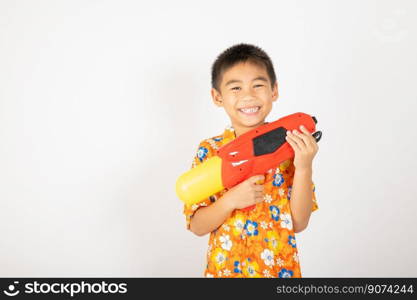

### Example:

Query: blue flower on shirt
xmin=233 ymin=261 xmax=242 ymax=274
xmin=213 ymin=137 xmax=223 ymax=142
xmin=288 ymin=235 xmax=296 ymax=248
xmin=244 ymin=220 xmax=258 ymax=236
xmin=272 ymin=173 xmax=284 ymax=187
xmin=278 ymin=268 xmax=294 ymax=278
xmin=196 ymin=146 xmax=208 ymax=162
xmin=269 ymin=205 xmax=280 ymax=221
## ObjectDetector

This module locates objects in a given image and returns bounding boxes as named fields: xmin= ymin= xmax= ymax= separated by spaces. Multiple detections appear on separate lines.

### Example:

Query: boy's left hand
xmin=285 ymin=125 xmax=319 ymax=170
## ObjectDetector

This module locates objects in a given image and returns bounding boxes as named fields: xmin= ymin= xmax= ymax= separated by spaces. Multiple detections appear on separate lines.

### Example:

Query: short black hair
xmin=211 ymin=43 xmax=277 ymax=93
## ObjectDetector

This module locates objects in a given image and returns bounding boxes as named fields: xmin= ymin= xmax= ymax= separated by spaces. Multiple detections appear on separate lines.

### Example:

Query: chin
xmin=239 ymin=118 xmax=266 ymax=128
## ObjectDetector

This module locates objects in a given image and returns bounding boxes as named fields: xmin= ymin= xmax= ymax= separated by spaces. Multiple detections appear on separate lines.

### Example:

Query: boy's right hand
xmin=221 ymin=175 xmax=265 ymax=211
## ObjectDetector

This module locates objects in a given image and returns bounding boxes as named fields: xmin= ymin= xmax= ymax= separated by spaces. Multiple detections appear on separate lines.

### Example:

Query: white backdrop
xmin=1 ymin=0 xmax=416 ymax=277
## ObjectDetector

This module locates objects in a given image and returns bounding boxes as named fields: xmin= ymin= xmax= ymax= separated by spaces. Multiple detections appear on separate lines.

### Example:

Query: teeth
xmin=239 ymin=107 xmax=259 ymax=113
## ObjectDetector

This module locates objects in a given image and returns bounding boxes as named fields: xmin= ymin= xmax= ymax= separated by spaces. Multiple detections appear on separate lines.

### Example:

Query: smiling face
xmin=211 ymin=60 xmax=278 ymax=137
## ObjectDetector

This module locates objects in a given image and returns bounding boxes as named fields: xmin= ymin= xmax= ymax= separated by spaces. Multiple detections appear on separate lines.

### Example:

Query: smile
xmin=238 ymin=106 xmax=261 ymax=115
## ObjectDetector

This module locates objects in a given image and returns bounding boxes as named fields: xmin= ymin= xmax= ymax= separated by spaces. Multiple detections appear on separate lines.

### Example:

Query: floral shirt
xmin=183 ymin=125 xmax=318 ymax=278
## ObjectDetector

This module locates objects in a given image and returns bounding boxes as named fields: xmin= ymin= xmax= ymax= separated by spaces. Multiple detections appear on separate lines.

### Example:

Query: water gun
xmin=176 ymin=112 xmax=322 ymax=211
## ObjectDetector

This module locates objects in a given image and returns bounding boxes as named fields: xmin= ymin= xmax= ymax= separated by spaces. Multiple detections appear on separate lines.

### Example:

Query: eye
xmin=231 ymin=87 xmax=241 ymax=91
xmin=254 ymin=84 xmax=264 ymax=88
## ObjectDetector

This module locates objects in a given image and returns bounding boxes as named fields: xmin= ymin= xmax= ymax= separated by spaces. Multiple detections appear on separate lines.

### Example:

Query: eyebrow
xmin=225 ymin=76 xmax=269 ymax=87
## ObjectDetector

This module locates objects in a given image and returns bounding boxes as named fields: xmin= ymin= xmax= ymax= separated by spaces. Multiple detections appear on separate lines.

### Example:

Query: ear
xmin=211 ymin=88 xmax=224 ymax=107
xmin=271 ymin=81 xmax=279 ymax=102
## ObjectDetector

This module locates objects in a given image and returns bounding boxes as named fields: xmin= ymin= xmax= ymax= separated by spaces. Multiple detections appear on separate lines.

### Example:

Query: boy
xmin=183 ymin=43 xmax=319 ymax=278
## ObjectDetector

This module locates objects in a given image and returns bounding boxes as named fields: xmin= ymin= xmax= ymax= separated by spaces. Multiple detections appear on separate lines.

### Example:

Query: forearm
xmin=290 ymin=167 xmax=313 ymax=233
xmin=189 ymin=196 xmax=234 ymax=236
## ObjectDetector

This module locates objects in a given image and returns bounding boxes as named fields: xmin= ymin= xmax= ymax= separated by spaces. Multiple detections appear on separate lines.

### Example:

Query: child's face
xmin=211 ymin=60 xmax=278 ymax=136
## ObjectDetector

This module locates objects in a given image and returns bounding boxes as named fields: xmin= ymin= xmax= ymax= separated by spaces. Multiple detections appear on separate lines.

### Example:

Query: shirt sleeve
xmin=183 ymin=140 xmax=223 ymax=230
xmin=311 ymin=181 xmax=318 ymax=212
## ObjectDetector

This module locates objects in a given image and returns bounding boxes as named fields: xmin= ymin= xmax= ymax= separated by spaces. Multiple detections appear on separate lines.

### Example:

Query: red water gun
xmin=176 ymin=112 xmax=322 ymax=211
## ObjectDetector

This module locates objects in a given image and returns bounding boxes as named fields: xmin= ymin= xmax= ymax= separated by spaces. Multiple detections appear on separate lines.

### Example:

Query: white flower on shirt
xmin=219 ymin=234 xmax=233 ymax=251
xmin=263 ymin=194 xmax=273 ymax=203
xmin=260 ymin=221 xmax=268 ymax=230
xmin=280 ymin=213 xmax=293 ymax=230
xmin=276 ymin=257 xmax=284 ymax=267
xmin=233 ymin=218 xmax=244 ymax=233
xmin=293 ymin=253 xmax=299 ymax=263
xmin=207 ymin=138 xmax=219 ymax=150
xmin=260 ymin=249 xmax=275 ymax=267
xmin=206 ymin=273 xmax=214 ymax=278
xmin=222 ymin=224 xmax=230 ymax=232
xmin=263 ymin=269 xmax=272 ymax=277
xmin=278 ymin=188 xmax=285 ymax=198
xmin=223 ymin=269 xmax=231 ymax=277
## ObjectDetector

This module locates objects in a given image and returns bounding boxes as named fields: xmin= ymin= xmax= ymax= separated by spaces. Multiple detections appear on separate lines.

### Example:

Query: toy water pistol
xmin=176 ymin=112 xmax=322 ymax=211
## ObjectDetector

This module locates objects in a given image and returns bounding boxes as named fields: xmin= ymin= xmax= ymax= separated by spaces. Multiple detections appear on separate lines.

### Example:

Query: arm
xmin=290 ymin=167 xmax=313 ymax=233
xmin=189 ymin=175 xmax=265 ymax=236
xmin=189 ymin=195 xmax=234 ymax=236
xmin=285 ymin=125 xmax=319 ymax=233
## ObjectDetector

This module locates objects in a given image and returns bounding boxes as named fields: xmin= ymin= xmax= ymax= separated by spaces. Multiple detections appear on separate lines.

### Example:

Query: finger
xmin=285 ymin=132 xmax=301 ymax=152
xmin=289 ymin=130 xmax=307 ymax=151
xmin=299 ymin=125 xmax=316 ymax=149
xmin=255 ymin=191 xmax=263 ymax=198
xmin=254 ymin=185 xmax=264 ymax=192
xmin=255 ymin=196 xmax=264 ymax=203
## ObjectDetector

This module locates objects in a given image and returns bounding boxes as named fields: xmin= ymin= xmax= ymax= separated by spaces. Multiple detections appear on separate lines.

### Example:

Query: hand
xmin=286 ymin=125 xmax=319 ymax=170
xmin=221 ymin=175 xmax=265 ymax=210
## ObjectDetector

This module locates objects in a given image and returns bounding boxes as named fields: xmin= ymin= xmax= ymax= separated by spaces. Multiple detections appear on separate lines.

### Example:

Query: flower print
xmin=280 ymin=213 xmax=293 ymax=230
xmin=260 ymin=221 xmax=268 ymax=230
xmin=263 ymin=194 xmax=273 ymax=203
xmin=233 ymin=261 xmax=242 ymax=274
xmin=269 ymin=205 xmax=280 ymax=221
xmin=260 ymin=249 xmax=275 ymax=267
xmin=232 ymin=217 xmax=245 ymax=236
xmin=223 ymin=268 xmax=231 ymax=277
xmin=206 ymin=273 xmax=214 ymax=278
xmin=197 ymin=146 xmax=208 ymax=162
xmin=278 ymin=188 xmax=285 ymax=198
xmin=212 ymin=248 xmax=227 ymax=269
xmin=278 ymin=268 xmax=294 ymax=278
xmin=293 ymin=253 xmax=299 ymax=263
xmin=288 ymin=235 xmax=296 ymax=248
xmin=219 ymin=234 xmax=233 ymax=251
xmin=276 ymin=257 xmax=284 ymax=267
xmin=243 ymin=260 xmax=260 ymax=278
xmin=273 ymin=173 xmax=284 ymax=187
xmin=266 ymin=231 xmax=281 ymax=255
xmin=222 ymin=224 xmax=230 ymax=232
xmin=213 ymin=137 xmax=223 ymax=142
xmin=244 ymin=220 xmax=259 ymax=236
xmin=263 ymin=269 xmax=272 ymax=277
xmin=207 ymin=138 xmax=219 ymax=150
xmin=287 ymin=186 xmax=292 ymax=200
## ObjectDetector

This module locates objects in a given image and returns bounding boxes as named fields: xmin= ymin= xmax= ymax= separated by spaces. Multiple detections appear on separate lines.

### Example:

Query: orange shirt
xmin=183 ymin=125 xmax=318 ymax=278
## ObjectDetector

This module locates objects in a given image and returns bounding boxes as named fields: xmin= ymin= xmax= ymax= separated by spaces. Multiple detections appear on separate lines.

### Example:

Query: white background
xmin=0 ymin=0 xmax=416 ymax=277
